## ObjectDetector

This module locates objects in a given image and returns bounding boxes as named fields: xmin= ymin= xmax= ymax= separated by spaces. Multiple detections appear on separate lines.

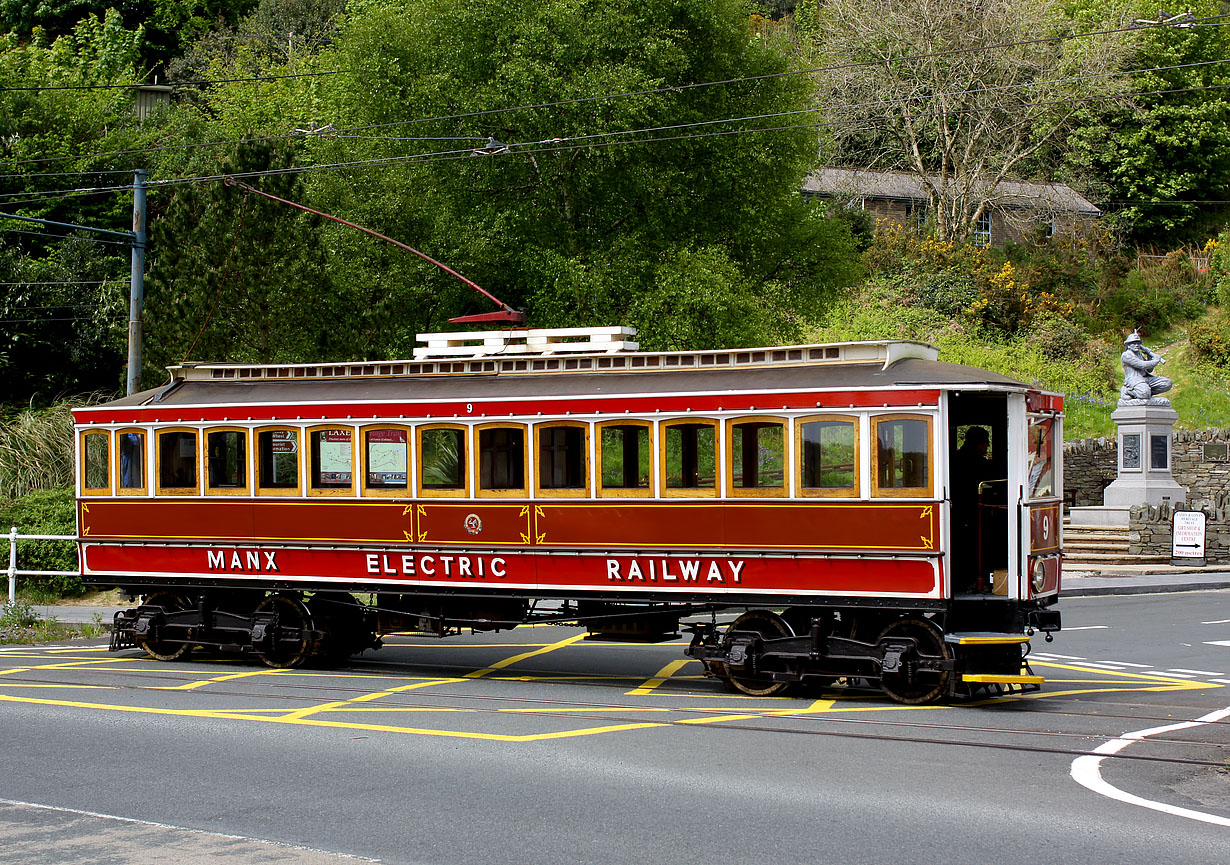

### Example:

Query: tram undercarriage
xmin=110 ymin=588 xmax=1058 ymax=704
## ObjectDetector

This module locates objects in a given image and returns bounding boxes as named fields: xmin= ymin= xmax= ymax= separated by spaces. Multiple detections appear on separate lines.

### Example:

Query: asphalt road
xmin=1 ymin=591 xmax=1227 ymax=865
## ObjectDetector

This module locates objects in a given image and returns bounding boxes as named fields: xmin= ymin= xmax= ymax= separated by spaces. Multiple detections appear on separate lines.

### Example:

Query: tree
xmin=799 ymin=0 xmax=1130 ymax=242
xmin=1064 ymin=1 xmax=1230 ymax=245
xmin=286 ymin=0 xmax=861 ymax=349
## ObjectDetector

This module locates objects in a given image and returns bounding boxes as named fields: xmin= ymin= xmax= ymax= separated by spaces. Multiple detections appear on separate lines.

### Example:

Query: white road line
xmin=0 ymin=797 xmax=380 ymax=861
xmin=1201 ymin=619 xmax=1230 ymax=625
xmin=1065 ymin=626 xmax=1110 ymax=631
xmin=1070 ymin=705 xmax=1230 ymax=827
xmin=1077 ymin=662 xmax=1130 ymax=670
xmin=1036 ymin=653 xmax=1085 ymax=660
xmin=1169 ymin=668 xmax=1224 ymax=676
xmin=1206 ymin=640 xmax=1230 ymax=648
xmin=1142 ymin=671 xmax=1197 ymax=678
xmin=1108 ymin=662 xmax=1151 ymax=668
xmin=1212 ymin=679 xmax=1230 ymax=685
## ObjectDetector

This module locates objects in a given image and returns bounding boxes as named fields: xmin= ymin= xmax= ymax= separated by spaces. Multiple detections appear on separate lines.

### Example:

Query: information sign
xmin=1172 ymin=510 xmax=1207 ymax=566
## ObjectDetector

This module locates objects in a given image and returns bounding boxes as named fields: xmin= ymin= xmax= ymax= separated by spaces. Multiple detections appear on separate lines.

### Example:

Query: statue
xmin=1119 ymin=330 xmax=1172 ymax=405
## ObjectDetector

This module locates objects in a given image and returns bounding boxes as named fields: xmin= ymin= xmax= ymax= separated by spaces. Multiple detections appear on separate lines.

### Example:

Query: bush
xmin=1189 ymin=311 xmax=1230 ymax=368
xmin=0 ymin=401 xmax=76 ymax=499
xmin=0 ymin=487 xmax=82 ymax=599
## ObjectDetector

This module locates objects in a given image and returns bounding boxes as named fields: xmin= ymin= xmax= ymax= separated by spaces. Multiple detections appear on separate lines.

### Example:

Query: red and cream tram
xmin=73 ymin=327 xmax=1062 ymax=703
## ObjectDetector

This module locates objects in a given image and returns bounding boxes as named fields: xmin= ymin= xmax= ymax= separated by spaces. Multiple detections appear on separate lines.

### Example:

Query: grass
xmin=0 ymin=602 xmax=109 ymax=645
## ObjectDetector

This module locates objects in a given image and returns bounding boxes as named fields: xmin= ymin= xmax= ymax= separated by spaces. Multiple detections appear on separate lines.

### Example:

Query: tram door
xmin=948 ymin=394 xmax=1010 ymax=595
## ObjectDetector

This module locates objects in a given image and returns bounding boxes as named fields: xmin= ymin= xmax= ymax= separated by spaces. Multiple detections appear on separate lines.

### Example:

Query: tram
xmin=73 ymin=326 xmax=1062 ymax=703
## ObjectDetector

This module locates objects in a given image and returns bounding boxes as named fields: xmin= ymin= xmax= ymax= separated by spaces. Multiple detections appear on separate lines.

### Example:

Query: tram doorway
xmin=948 ymin=394 xmax=1009 ymax=594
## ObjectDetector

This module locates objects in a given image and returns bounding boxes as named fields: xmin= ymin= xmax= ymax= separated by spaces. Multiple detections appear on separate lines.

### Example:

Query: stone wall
xmin=1128 ymin=493 xmax=1230 ymax=562
xmin=1064 ymin=428 xmax=1230 ymax=508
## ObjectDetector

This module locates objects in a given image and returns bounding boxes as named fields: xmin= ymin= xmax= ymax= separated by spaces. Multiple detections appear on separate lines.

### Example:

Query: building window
xmin=973 ymin=211 xmax=992 ymax=247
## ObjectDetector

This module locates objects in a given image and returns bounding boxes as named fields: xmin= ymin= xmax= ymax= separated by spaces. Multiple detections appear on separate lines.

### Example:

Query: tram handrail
xmin=5 ymin=526 xmax=81 ymax=608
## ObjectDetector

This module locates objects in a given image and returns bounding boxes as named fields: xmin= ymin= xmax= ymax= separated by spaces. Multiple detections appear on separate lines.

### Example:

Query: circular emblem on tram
xmin=464 ymin=513 xmax=483 ymax=535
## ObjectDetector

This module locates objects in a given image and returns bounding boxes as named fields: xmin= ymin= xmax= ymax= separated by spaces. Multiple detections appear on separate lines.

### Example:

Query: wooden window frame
xmin=475 ymin=422 xmax=528 ymax=498
xmin=203 ymin=427 xmax=250 ymax=496
xmin=725 ymin=416 xmax=788 ymax=498
xmin=416 ymin=424 xmax=469 ymax=498
xmin=80 ymin=430 xmax=112 ymax=496
xmin=534 ymin=421 xmax=589 ymax=498
xmin=597 ymin=420 xmax=653 ymax=498
xmin=871 ymin=413 xmax=934 ymax=498
xmin=307 ymin=425 xmax=356 ymax=497
xmin=794 ymin=414 xmax=860 ymax=499
xmin=361 ymin=424 xmax=412 ymax=498
xmin=255 ymin=426 xmax=303 ymax=497
xmin=155 ymin=427 xmax=201 ymax=497
xmin=660 ymin=418 xmax=719 ymax=498
xmin=115 ymin=428 xmax=148 ymax=496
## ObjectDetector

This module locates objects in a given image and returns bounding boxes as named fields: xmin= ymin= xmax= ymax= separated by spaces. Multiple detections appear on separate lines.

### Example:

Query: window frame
xmin=361 ymin=424 xmax=412 ymax=498
xmin=80 ymin=430 xmax=112 ymax=496
xmin=871 ymin=413 xmax=934 ymax=498
xmin=255 ymin=426 xmax=303 ymax=496
xmin=659 ymin=418 xmax=719 ymax=499
xmin=794 ymin=414 xmax=860 ymax=498
xmin=416 ymin=423 xmax=469 ymax=498
xmin=475 ymin=422 xmax=528 ymax=498
xmin=307 ymin=425 xmax=356 ymax=497
xmin=203 ymin=426 xmax=250 ymax=496
xmin=155 ymin=427 xmax=201 ymax=497
xmin=596 ymin=420 xmax=653 ymax=498
xmin=725 ymin=415 xmax=789 ymax=498
xmin=534 ymin=421 xmax=589 ymax=498
xmin=115 ymin=427 xmax=148 ymax=496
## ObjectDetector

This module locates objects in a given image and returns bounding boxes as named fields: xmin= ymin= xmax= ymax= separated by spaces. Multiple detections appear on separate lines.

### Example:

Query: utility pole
xmin=127 ymin=169 xmax=147 ymax=395
xmin=0 ymin=169 xmax=148 ymax=395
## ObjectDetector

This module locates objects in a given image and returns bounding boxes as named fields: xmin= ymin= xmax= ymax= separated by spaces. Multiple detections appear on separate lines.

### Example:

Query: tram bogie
xmin=83 ymin=329 xmax=1063 ymax=703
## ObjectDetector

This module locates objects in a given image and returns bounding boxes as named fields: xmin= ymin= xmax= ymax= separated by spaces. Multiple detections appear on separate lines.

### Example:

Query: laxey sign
xmin=1172 ymin=510 xmax=1207 ymax=565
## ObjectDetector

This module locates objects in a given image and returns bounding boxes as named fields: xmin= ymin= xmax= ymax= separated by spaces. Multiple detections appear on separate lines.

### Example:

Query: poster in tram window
xmin=317 ymin=430 xmax=353 ymax=485
xmin=367 ymin=429 xmax=407 ymax=486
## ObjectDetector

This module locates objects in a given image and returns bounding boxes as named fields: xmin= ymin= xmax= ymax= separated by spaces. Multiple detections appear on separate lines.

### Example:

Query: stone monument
xmin=1069 ymin=331 xmax=1186 ymax=526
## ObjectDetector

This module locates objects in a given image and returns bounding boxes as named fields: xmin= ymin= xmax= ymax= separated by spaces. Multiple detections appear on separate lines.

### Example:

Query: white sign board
xmin=1172 ymin=510 xmax=1207 ymax=561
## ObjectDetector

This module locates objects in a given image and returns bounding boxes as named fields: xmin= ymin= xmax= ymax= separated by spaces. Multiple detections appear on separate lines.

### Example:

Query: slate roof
xmin=803 ymin=168 xmax=1101 ymax=215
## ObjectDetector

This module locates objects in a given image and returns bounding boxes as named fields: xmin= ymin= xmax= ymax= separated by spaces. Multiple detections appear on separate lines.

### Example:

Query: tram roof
xmin=87 ymin=348 xmax=1035 ymax=415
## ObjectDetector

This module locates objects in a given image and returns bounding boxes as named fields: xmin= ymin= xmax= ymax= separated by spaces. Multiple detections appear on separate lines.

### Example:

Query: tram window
xmin=600 ymin=424 xmax=650 ymax=492
xmin=420 ymin=427 xmax=465 ymax=491
xmin=366 ymin=429 xmax=408 ymax=490
xmin=311 ymin=429 xmax=354 ymax=489
xmin=82 ymin=432 xmax=110 ymax=492
xmin=118 ymin=431 xmax=145 ymax=490
xmin=799 ymin=418 xmax=857 ymax=495
xmin=873 ymin=416 xmax=931 ymax=495
xmin=1027 ymin=416 xmax=1056 ymax=499
xmin=538 ymin=424 xmax=586 ymax=492
xmin=479 ymin=426 xmax=525 ymax=492
xmin=207 ymin=430 xmax=246 ymax=489
xmin=730 ymin=420 xmax=785 ymax=493
xmin=663 ymin=422 xmax=716 ymax=492
xmin=158 ymin=431 xmax=198 ymax=490
xmin=258 ymin=430 xmax=299 ymax=489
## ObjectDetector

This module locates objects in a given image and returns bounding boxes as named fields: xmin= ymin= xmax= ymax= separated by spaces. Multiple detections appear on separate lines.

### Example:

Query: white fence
xmin=4 ymin=527 xmax=80 ymax=607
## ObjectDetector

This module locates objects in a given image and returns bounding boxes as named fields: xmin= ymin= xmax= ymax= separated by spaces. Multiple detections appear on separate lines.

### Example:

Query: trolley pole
xmin=126 ymin=169 xmax=148 ymax=395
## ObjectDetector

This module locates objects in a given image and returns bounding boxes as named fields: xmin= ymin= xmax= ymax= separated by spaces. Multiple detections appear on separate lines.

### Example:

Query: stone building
xmin=802 ymin=168 xmax=1102 ymax=247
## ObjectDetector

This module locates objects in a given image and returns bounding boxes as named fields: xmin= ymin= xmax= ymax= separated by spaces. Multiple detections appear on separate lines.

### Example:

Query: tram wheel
xmin=136 ymin=592 xmax=194 ymax=662
xmin=876 ymin=618 xmax=952 ymax=705
xmin=254 ymin=594 xmax=314 ymax=669
xmin=723 ymin=610 xmax=795 ymax=697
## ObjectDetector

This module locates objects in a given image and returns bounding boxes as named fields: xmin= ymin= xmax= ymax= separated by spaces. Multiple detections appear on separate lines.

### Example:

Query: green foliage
xmin=0 ymin=402 xmax=76 ymax=498
xmin=1099 ymin=255 xmax=1212 ymax=333
xmin=0 ymin=487 xmax=82 ymax=597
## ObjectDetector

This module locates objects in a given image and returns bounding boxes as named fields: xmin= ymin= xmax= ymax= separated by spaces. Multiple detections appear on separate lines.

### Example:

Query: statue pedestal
xmin=1069 ymin=403 xmax=1185 ymax=527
